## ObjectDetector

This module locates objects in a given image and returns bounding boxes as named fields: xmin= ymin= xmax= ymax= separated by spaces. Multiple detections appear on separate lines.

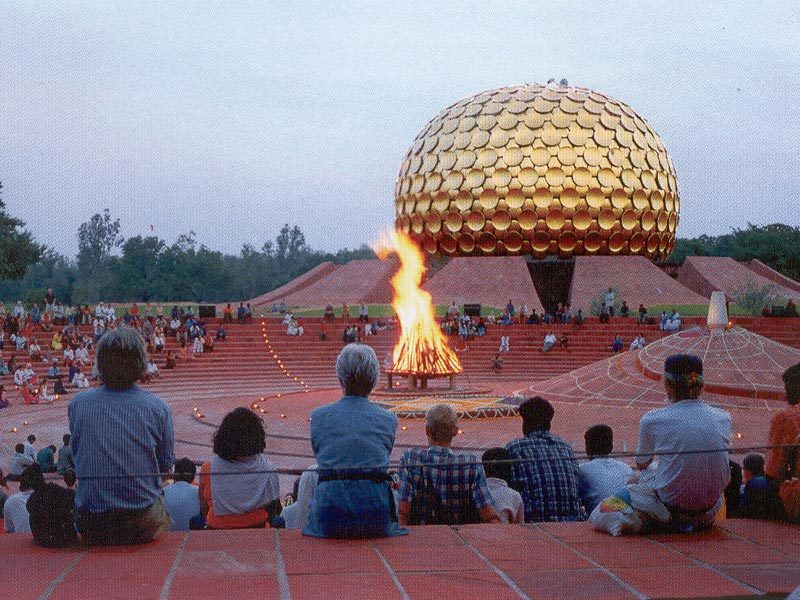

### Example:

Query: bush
xmin=730 ymin=279 xmax=786 ymax=316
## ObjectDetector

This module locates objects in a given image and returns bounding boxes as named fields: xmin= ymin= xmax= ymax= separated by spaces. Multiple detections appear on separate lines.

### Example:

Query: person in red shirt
xmin=766 ymin=364 xmax=800 ymax=521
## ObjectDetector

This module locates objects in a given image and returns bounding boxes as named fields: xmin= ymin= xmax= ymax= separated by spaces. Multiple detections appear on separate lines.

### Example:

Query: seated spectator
xmin=63 ymin=345 xmax=75 ymax=365
xmin=740 ymin=453 xmax=784 ymax=520
xmin=578 ymin=425 xmax=633 ymax=514
xmin=281 ymin=464 xmax=319 ymax=530
xmin=24 ymin=434 xmax=37 ymax=460
xmin=724 ymin=460 xmax=743 ymax=518
xmin=612 ymin=335 xmax=624 ymax=353
xmin=7 ymin=443 xmax=34 ymax=481
xmin=215 ymin=326 xmax=226 ymax=341
xmin=574 ymin=309 xmax=585 ymax=326
xmin=0 ymin=383 xmax=8 ymax=409
xmin=236 ymin=302 xmax=246 ymax=323
xmin=357 ymin=303 xmax=369 ymax=323
xmin=222 ymin=303 xmax=233 ymax=323
xmin=192 ymin=335 xmax=204 ymax=354
xmin=629 ymin=335 xmax=646 ymax=351
xmin=786 ymin=299 xmax=798 ymax=318
xmin=28 ymin=338 xmax=42 ymax=361
xmin=542 ymin=331 xmax=557 ymax=352
xmin=765 ymin=363 xmax=800 ymax=522
xmin=198 ymin=408 xmax=280 ymax=529
xmin=304 ymin=344 xmax=405 ymax=538
xmin=56 ymin=434 xmax=74 ymax=475
xmin=164 ymin=458 xmax=200 ymax=532
xmin=72 ymin=368 xmax=90 ymax=389
xmin=12 ymin=331 xmax=27 ymax=351
xmin=506 ymin=397 xmax=585 ymax=522
xmin=74 ymin=343 xmax=91 ymax=366
xmin=153 ymin=332 xmax=166 ymax=353
xmin=51 ymin=331 xmax=64 ymax=352
xmin=38 ymin=382 xmax=56 ymax=404
xmin=144 ymin=361 xmax=160 ymax=380
xmin=491 ymin=353 xmax=504 ymax=372
xmin=527 ymin=311 xmax=540 ymax=325
xmin=638 ymin=304 xmax=648 ymax=324
xmin=619 ymin=301 xmax=630 ymax=318
xmin=4 ymin=464 xmax=40 ymax=533
xmin=37 ymin=445 xmax=58 ymax=473
xmin=634 ymin=354 xmax=731 ymax=531
xmin=53 ymin=377 xmax=68 ymax=396
xmin=203 ymin=333 xmax=214 ymax=352
xmin=69 ymin=327 xmax=174 ymax=546
xmin=481 ymin=447 xmax=523 ymax=524
xmin=26 ymin=463 xmax=78 ymax=547
xmin=398 ymin=404 xmax=498 ymax=526
xmin=244 ymin=303 xmax=253 ymax=323
xmin=499 ymin=334 xmax=510 ymax=353
xmin=165 ymin=350 xmax=177 ymax=369
xmin=662 ymin=310 xmax=681 ymax=332
xmin=559 ymin=333 xmax=570 ymax=350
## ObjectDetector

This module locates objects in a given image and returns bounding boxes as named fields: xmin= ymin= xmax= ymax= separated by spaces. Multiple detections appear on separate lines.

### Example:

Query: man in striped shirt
xmin=397 ymin=404 xmax=499 ymax=526
xmin=69 ymin=327 xmax=174 ymax=545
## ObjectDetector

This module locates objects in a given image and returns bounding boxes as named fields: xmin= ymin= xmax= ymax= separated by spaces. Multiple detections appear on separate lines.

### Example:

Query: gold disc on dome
xmin=568 ymin=125 xmax=590 ymax=146
xmin=439 ymin=151 xmax=457 ymax=170
xmin=621 ymin=209 xmax=638 ymax=230
xmin=584 ymin=231 xmax=602 ymax=252
xmin=441 ymin=234 xmax=458 ymax=254
xmin=518 ymin=167 xmax=538 ymax=186
xmin=531 ymin=147 xmax=551 ymax=166
xmin=506 ymin=189 xmax=525 ymax=209
xmin=454 ymin=132 xmax=472 ymax=150
xmin=466 ymin=168 xmax=486 ymax=188
xmin=397 ymin=214 xmax=411 ymax=232
xmin=425 ymin=212 xmax=442 ymax=233
xmin=664 ymin=192 xmax=675 ymax=211
xmin=546 ymin=208 xmax=566 ymax=229
xmin=611 ymin=189 xmax=630 ymax=209
xmin=560 ymin=96 xmax=581 ymax=114
xmin=477 ymin=148 xmax=498 ymax=167
xmin=454 ymin=189 xmax=472 ymax=211
xmin=518 ymin=209 xmax=537 ymax=230
xmin=466 ymin=210 xmax=486 ymax=231
xmin=458 ymin=116 xmax=476 ymax=131
xmin=657 ymin=171 xmax=669 ymax=190
xmin=490 ymin=128 xmax=510 ymax=147
xmin=441 ymin=118 xmax=459 ymax=134
xmin=629 ymin=149 xmax=646 ymax=169
xmin=632 ymin=189 xmax=649 ymax=210
xmin=641 ymin=210 xmax=656 ymax=231
xmin=472 ymin=129 xmax=490 ymax=148
xmin=476 ymin=232 xmax=497 ymax=253
xmin=446 ymin=171 xmax=464 ymax=192
xmin=572 ymin=167 xmax=591 ymax=187
xmin=514 ymin=125 xmax=535 ymax=146
xmin=583 ymin=147 xmax=602 ymax=166
xmin=594 ymin=127 xmax=615 ymax=147
xmin=476 ymin=115 xmax=496 ymax=131
xmin=597 ymin=168 xmax=617 ymax=187
xmin=532 ymin=230 xmax=550 ymax=252
xmin=560 ymin=188 xmax=580 ymax=209
xmin=649 ymin=190 xmax=664 ymax=211
xmin=444 ymin=211 xmax=463 ymax=233
xmin=647 ymin=233 xmax=660 ymax=253
xmin=659 ymin=234 xmax=669 ymax=252
xmin=479 ymin=188 xmax=500 ymax=210
xmin=598 ymin=209 xmax=615 ymax=230
xmin=572 ymin=209 xmax=592 ymax=231
xmin=411 ymin=173 xmax=425 ymax=193
xmin=657 ymin=211 xmax=669 ymax=232
xmin=646 ymin=150 xmax=661 ymax=170
xmin=533 ymin=187 xmax=553 ymax=208
xmin=524 ymin=110 xmax=546 ymax=129
xmin=600 ymin=111 xmax=619 ymax=130
xmin=629 ymin=231 xmax=645 ymax=253
xmin=456 ymin=150 xmax=476 ymax=169
xmin=410 ymin=214 xmax=424 ymax=234
xmin=545 ymin=167 xmax=565 ymax=187
xmin=504 ymin=231 xmax=523 ymax=252
xmin=668 ymin=212 xmax=677 ymax=232
xmin=533 ymin=97 xmax=557 ymax=113
xmin=541 ymin=126 xmax=562 ymax=146
xmin=432 ymin=191 xmax=450 ymax=212
xmin=438 ymin=133 xmax=455 ymax=151
xmin=497 ymin=112 xmax=518 ymax=130
xmin=641 ymin=170 xmax=657 ymax=190
xmin=492 ymin=210 xmax=511 ymax=230
xmin=558 ymin=230 xmax=578 ymax=252
xmin=458 ymin=234 xmax=476 ymax=253
xmin=608 ymin=147 xmax=626 ymax=167
xmin=493 ymin=168 xmax=512 ymax=188
xmin=557 ymin=147 xmax=578 ymax=166
xmin=424 ymin=172 xmax=442 ymax=192
xmin=551 ymin=109 xmax=572 ymax=129
xmin=608 ymin=232 xmax=625 ymax=253
xmin=615 ymin=128 xmax=634 ymax=148
xmin=423 ymin=236 xmax=438 ymax=254
xmin=542 ymin=86 xmax=562 ymax=102
xmin=507 ymin=100 xmax=527 ymax=114
xmin=586 ymin=187 xmax=605 ymax=208
xmin=416 ymin=193 xmax=431 ymax=212
xmin=504 ymin=146 xmax=524 ymax=166
xmin=576 ymin=110 xmax=596 ymax=128
xmin=620 ymin=169 xmax=639 ymax=188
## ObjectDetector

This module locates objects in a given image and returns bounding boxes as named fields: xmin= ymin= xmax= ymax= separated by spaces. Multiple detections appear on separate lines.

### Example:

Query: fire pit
xmin=376 ymin=230 xmax=462 ymax=391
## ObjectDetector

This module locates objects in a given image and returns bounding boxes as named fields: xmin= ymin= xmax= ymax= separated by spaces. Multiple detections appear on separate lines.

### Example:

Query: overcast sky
xmin=2 ymin=1 xmax=798 ymax=257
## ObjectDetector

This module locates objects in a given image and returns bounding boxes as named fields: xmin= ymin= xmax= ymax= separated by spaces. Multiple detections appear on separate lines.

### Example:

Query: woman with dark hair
xmin=198 ymin=407 xmax=281 ymax=529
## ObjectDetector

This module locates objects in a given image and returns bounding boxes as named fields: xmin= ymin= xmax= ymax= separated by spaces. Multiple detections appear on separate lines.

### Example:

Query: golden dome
xmin=394 ymin=84 xmax=679 ymax=260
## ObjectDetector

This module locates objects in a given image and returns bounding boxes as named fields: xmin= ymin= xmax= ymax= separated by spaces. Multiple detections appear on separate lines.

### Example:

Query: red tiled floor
xmin=51 ymin=579 xmax=165 ymax=600
xmin=377 ymin=543 xmax=488 ymax=572
xmin=536 ymin=521 xmax=612 ymax=542
xmin=282 ymin=540 xmax=385 ymax=575
xmin=505 ymin=568 xmax=637 ymax=600
xmin=372 ymin=525 xmax=465 ymax=548
xmin=663 ymin=538 xmax=794 ymax=566
xmin=399 ymin=571 xmax=523 ymax=600
xmin=64 ymin=550 xmax=175 ymax=581
xmin=611 ymin=566 xmax=754 ymax=598
xmin=474 ymin=539 xmax=593 ymax=570
xmin=455 ymin=523 xmax=549 ymax=545
xmin=167 ymin=574 xmax=280 ymax=599
xmin=0 ymin=545 xmax=81 ymax=600
xmin=718 ymin=564 xmax=800 ymax=594
xmin=184 ymin=529 xmax=274 ymax=552
xmin=570 ymin=538 xmax=694 ymax=568
xmin=177 ymin=549 xmax=277 ymax=576
xmin=289 ymin=573 xmax=404 ymax=600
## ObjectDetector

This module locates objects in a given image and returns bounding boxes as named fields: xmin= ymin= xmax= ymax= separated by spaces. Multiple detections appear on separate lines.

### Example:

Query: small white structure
xmin=707 ymin=291 xmax=729 ymax=329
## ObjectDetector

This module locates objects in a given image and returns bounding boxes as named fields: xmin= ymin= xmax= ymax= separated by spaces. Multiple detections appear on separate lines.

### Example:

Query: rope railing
xmin=35 ymin=443 xmax=799 ymax=481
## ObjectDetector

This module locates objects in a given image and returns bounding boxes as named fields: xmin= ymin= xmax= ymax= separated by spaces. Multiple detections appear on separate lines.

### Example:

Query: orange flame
xmin=375 ymin=230 xmax=462 ymax=376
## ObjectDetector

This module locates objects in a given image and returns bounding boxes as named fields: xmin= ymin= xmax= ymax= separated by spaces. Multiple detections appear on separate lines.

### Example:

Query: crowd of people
xmin=2 ymin=332 xmax=797 ymax=547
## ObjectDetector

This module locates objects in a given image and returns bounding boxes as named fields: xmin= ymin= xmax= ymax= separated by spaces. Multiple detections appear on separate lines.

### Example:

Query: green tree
xmin=111 ymin=236 xmax=166 ymax=301
xmin=0 ymin=184 xmax=44 ymax=280
xmin=76 ymin=209 xmax=123 ymax=302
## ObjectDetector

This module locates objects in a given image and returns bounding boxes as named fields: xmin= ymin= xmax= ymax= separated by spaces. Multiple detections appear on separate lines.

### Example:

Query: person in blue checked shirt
xmin=69 ymin=327 xmax=174 ymax=545
xmin=398 ymin=404 xmax=500 ymax=526
xmin=505 ymin=396 xmax=585 ymax=522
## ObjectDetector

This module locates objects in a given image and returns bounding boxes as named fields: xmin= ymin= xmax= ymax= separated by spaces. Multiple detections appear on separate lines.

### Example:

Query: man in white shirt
xmin=164 ymin=458 xmax=200 ymax=531
xmin=542 ymin=332 xmax=557 ymax=352
xmin=4 ymin=464 xmax=41 ymax=533
xmin=579 ymin=424 xmax=633 ymax=514
xmin=7 ymin=443 xmax=35 ymax=480
xmin=481 ymin=448 xmax=523 ymax=524
xmin=24 ymin=434 xmax=37 ymax=461
xmin=635 ymin=354 xmax=731 ymax=531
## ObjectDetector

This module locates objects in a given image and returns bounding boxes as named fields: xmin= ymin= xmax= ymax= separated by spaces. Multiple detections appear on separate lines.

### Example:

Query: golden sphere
xmin=395 ymin=84 xmax=680 ymax=260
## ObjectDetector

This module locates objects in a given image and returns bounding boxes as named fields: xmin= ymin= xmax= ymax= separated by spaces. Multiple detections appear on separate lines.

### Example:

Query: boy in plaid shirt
xmin=398 ymin=404 xmax=500 ymax=526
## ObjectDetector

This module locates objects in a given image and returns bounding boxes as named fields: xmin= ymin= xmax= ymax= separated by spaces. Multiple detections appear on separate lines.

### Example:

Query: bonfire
xmin=375 ymin=230 xmax=462 ymax=385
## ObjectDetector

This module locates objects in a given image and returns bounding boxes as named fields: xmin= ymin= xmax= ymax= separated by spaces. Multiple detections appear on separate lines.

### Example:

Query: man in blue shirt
xmin=163 ymin=458 xmax=200 ymax=531
xmin=69 ymin=327 xmax=174 ymax=545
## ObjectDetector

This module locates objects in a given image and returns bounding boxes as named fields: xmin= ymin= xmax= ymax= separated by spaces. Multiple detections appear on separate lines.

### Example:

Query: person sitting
xmin=69 ymin=327 xmax=175 ymax=546
xmin=74 ymin=344 xmax=91 ymax=366
xmin=38 ymin=381 xmax=57 ymax=403
xmin=236 ymin=303 xmax=246 ymax=323
xmin=619 ymin=301 xmax=630 ymax=318
xmin=739 ymin=453 xmax=784 ymax=520
xmin=37 ymin=445 xmax=58 ymax=473
xmin=0 ymin=383 xmax=8 ymax=409
xmin=505 ymin=397 xmax=585 ymax=522
xmin=638 ymin=304 xmax=648 ymax=324
xmin=499 ymin=334 xmax=510 ymax=353
xmin=26 ymin=462 xmax=78 ymax=547
xmin=63 ymin=345 xmax=75 ymax=365
xmin=629 ymin=335 xmax=646 ymax=351
xmin=662 ymin=310 xmax=681 ymax=331
xmin=153 ymin=332 xmax=166 ymax=353
xmin=491 ymin=353 xmax=504 ymax=372
xmin=51 ymin=331 xmax=64 ymax=352
xmin=634 ymin=354 xmax=731 ymax=531
xmin=323 ymin=304 xmax=335 ymax=322
xmin=198 ymin=408 xmax=281 ymax=529
xmin=192 ymin=334 xmax=204 ymax=355
xmin=559 ymin=333 xmax=570 ymax=350
xmin=398 ymin=404 xmax=499 ymax=526
xmin=304 ymin=344 xmax=405 ymax=538
xmin=144 ymin=361 xmax=160 ymax=380
xmin=278 ymin=299 xmax=287 ymax=314
xmin=215 ymin=326 xmax=226 ymax=341
xmin=481 ymin=447 xmax=523 ymax=524
xmin=28 ymin=338 xmax=42 ymax=361
xmin=203 ymin=333 xmax=214 ymax=352
xmin=222 ymin=303 xmax=233 ymax=323
xmin=578 ymin=425 xmax=633 ymax=514
xmin=542 ymin=331 xmax=557 ymax=352
xmin=12 ymin=331 xmax=27 ymax=351
xmin=281 ymin=464 xmax=319 ymax=530
xmin=358 ymin=303 xmax=369 ymax=323
xmin=7 ymin=443 xmax=34 ymax=481
xmin=527 ymin=311 xmax=540 ymax=325
xmin=72 ymin=369 xmax=91 ymax=388
xmin=53 ymin=377 xmax=68 ymax=396
xmin=56 ymin=434 xmax=74 ymax=475
xmin=164 ymin=458 xmax=200 ymax=532
xmin=765 ymin=363 xmax=800 ymax=522
xmin=3 ymin=464 xmax=39 ymax=533
xmin=574 ymin=309 xmax=585 ymax=326
xmin=785 ymin=299 xmax=798 ymax=318
xmin=612 ymin=335 xmax=624 ymax=353
xmin=500 ymin=309 xmax=512 ymax=326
